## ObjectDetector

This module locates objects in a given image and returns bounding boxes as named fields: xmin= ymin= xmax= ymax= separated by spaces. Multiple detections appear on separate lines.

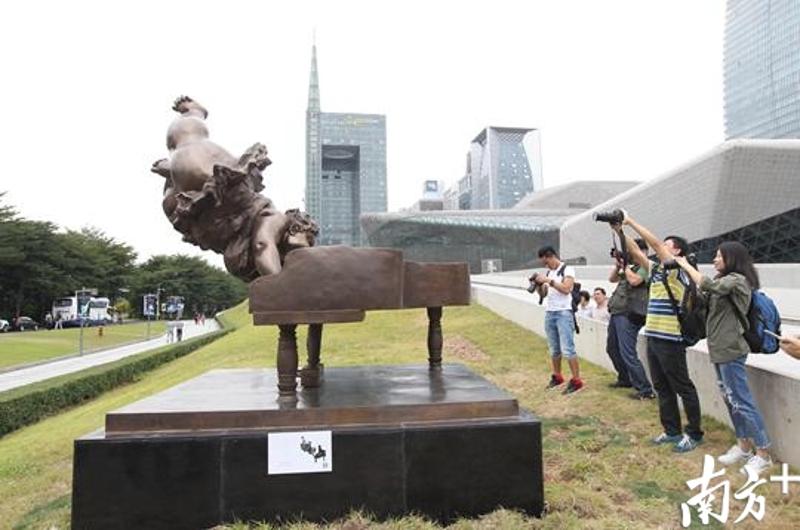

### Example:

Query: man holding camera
xmin=611 ymin=213 xmax=704 ymax=453
xmin=605 ymin=238 xmax=656 ymax=400
xmin=531 ymin=246 xmax=584 ymax=394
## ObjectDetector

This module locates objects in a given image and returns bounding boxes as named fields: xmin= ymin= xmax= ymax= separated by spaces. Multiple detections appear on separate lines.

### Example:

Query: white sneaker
xmin=718 ymin=444 xmax=753 ymax=466
xmin=741 ymin=454 xmax=773 ymax=477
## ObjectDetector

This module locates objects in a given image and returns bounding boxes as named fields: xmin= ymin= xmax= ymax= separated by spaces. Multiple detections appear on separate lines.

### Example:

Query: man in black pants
xmin=617 ymin=215 xmax=704 ymax=453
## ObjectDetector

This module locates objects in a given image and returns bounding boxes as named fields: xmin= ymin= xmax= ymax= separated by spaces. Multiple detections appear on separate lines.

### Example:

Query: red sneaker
xmin=562 ymin=378 xmax=584 ymax=394
xmin=546 ymin=373 xmax=565 ymax=389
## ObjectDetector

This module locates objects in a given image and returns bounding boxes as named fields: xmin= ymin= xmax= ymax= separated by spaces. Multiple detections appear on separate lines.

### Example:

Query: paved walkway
xmin=0 ymin=319 xmax=221 ymax=393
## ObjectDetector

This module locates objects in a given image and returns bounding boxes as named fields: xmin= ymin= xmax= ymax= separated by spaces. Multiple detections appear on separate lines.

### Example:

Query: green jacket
xmin=608 ymin=265 xmax=649 ymax=316
xmin=699 ymin=273 xmax=752 ymax=363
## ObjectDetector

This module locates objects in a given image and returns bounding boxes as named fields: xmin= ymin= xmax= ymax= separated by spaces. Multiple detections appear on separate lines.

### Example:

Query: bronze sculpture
xmin=151 ymin=96 xmax=470 ymax=400
xmin=152 ymin=96 xmax=318 ymax=281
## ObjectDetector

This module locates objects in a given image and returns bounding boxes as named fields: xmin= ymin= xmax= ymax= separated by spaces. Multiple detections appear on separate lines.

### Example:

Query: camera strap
xmin=611 ymin=232 xmax=628 ymax=268
xmin=661 ymin=269 xmax=681 ymax=320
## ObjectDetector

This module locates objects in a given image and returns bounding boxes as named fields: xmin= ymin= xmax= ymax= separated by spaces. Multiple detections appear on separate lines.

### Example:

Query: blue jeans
xmin=715 ymin=355 xmax=770 ymax=449
xmin=544 ymin=310 xmax=577 ymax=359
xmin=607 ymin=313 xmax=653 ymax=393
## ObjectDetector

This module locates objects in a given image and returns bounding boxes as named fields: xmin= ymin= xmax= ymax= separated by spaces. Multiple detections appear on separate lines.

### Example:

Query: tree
xmin=0 ymin=197 xmax=64 ymax=318
xmin=129 ymin=255 xmax=247 ymax=318
xmin=0 ymin=194 xmax=138 ymax=320
xmin=57 ymin=227 xmax=137 ymax=300
xmin=0 ymin=194 xmax=242 ymax=322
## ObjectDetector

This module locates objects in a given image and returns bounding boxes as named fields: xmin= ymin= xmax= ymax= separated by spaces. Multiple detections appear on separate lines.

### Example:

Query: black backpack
xmin=557 ymin=264 xmax=583 ymax=334
xmin=662 ymin=268 xmax=707 ymax=346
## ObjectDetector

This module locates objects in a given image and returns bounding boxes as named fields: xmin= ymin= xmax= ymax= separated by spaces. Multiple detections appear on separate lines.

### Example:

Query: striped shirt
xmin=644 ymin=263 xmax=689 ymax=343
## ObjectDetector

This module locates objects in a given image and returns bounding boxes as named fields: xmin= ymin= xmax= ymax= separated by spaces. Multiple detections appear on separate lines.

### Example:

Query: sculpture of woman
xmin=151 ymin=96 xmax=317 ymax=281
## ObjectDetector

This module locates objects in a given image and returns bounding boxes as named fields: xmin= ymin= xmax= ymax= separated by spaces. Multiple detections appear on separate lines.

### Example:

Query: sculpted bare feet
xmin=239 ymin=143 xmax=272 ymax=172
xmin=151 ymin=158 xmax=171 ymax=177
xmin=172 ymin=95 xmax=208 ymax=118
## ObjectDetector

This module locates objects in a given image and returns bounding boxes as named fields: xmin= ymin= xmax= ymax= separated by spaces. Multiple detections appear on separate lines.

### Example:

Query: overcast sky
xmin=0 ymin=0 xmax=725 ymax=268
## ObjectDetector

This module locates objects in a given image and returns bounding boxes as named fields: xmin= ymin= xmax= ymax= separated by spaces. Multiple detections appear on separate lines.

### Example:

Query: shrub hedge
xmin=0 ymin=329 xmax=230 ymax=437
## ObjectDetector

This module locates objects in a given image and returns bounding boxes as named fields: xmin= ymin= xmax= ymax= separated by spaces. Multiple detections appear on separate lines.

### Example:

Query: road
xmin=0 ymin=319 xmax=221 ymax=393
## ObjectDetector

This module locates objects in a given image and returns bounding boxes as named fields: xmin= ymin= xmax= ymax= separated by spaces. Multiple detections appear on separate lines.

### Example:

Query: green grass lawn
xmin=0 ymin=321 xmax=167 ymax=369
xmin=1 ymin=303 xmax=798 ymax=529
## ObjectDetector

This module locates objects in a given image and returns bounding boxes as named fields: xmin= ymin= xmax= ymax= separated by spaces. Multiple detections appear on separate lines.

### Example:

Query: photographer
xmin=673 ymin=242 xmax=772 ymax=476
xmin=532 ymin=246 xmax=584 ymax=394
xmin=606 ymin=212 xmax=704 ymax=453
xmin=606 ymin=238 xmax=656 ymax=400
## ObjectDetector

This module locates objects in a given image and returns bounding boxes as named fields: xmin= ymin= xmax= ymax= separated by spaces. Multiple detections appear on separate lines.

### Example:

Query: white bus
xmin=51 ymin=296 xmax=113 ymax=327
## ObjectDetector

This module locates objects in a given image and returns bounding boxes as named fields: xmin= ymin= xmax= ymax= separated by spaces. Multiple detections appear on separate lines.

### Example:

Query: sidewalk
xmin=0 ymin=319 xmax=221 ymax=393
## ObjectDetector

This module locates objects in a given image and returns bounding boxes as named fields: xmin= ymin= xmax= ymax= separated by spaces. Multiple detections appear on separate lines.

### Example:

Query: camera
xmin=663 ymin=253 xmax=698 ymax=270
xmin=527 ymin=272 xmax=541 ymax=293
xmin=593 ymin=209 xmax=625 ymax=224
xmin=527 ymin=272 xmax=547 ymax=305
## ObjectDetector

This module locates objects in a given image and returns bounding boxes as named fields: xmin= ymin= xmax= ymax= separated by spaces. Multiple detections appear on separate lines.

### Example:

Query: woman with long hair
xmin=675 ymin=241 xmax=772 ymax=476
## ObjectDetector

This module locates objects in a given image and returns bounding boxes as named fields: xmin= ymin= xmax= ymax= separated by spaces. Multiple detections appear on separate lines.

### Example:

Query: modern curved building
xmin=364 ymin=140 xmax=800 ymax=271
xmin=559 ymin=140 xmax=800 ymax=264
xmin=362 ymin=181 xmax=637 ymax=272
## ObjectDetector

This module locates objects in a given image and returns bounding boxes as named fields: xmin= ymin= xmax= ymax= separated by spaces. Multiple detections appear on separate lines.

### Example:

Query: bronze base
xmin=105 ymin=364 xmax=519 ymax=436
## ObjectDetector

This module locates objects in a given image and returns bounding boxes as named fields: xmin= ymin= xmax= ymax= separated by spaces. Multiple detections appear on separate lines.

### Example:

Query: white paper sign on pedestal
xmin=267 ymin=430 xmax=333 ymax=475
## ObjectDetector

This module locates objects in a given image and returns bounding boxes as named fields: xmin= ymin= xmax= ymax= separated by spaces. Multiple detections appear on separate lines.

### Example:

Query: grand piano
xmin=249 ymin=246 xmax=471 ymax=398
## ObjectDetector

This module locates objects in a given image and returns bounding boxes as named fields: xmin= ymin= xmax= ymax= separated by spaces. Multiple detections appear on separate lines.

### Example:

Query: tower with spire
xmin=304 ymin=40 xmax=387 ymax=246
xmin=305 ymin=41 xmax=322 ymax=223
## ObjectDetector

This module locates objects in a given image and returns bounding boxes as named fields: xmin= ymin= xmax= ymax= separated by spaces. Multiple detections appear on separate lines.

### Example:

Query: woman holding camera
xmin=780 ymin=335 xmax=800 ymax=359
xmin=674 ymin=241 xmax=772 ymax=476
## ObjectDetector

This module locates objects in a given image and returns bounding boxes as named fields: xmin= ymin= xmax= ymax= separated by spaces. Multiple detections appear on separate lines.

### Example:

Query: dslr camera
xmin=593 ymin=208 xmax=625 ymax=224
xmin=527 ymin=272 xmax=547 ymax=305
xmin=527 ymin=272 xmax=543 ymax=293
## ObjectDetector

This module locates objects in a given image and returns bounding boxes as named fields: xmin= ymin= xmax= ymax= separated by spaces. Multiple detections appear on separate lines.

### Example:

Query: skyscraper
xmin=724 ymin=0 xmax=800 ymax=138
xmin=305 ymin=44 xmax=387 ymax=246
xmin=446 ymin=127 xmax=543 ymax=210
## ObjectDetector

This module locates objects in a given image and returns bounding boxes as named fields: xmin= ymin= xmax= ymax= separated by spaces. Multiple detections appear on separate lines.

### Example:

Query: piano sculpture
xmin=152 ymin=96 xmax=471 ymax=398
xmin=250 ymin=246 xmax=470 ymax=397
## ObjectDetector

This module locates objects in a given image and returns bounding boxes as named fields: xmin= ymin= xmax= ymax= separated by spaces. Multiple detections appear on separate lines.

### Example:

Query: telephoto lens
xmin=593 ymin=209 xmax=625 ymax=224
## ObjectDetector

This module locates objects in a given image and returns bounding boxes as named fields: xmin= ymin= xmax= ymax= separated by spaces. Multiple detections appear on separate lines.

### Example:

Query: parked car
xmin=12 ymin=316 xmax=40 ymax=331
xmin=0 ymin=318 xmax=9 ymax=332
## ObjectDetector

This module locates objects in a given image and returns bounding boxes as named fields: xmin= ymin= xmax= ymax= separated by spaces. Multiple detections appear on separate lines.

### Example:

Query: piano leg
xmin=427 ymin=306 xmax=443 ymax=369
xmin=277 ymin=324 xmax=298 ymax=398
xmin=301 ymin=323 xmax=323 ymax=388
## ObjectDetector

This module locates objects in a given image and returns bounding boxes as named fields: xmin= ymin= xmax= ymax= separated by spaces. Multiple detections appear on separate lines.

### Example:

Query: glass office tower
xmin=724 ymin=0 xmax=800 ymax=138
xmin=445 ymin=127 xmax=543 ymax=211
xmin=305 ymin=44 xmax=387 ymax=246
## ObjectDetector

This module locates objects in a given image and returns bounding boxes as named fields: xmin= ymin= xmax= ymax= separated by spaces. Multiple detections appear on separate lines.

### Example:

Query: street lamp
xmin=76 ymin=287 xmax=97 ymax=355
xmin=156 ymin=285 xmax=164 ymax=321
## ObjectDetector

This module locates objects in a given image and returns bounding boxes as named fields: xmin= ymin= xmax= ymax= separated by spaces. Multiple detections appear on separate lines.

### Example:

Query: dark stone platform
xmin=72 ymin=364 xmax=543 ymax=529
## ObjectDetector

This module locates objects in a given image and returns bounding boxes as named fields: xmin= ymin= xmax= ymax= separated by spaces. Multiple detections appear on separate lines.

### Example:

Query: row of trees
xmin=0 ymin=194 xmax=247 ymax=320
